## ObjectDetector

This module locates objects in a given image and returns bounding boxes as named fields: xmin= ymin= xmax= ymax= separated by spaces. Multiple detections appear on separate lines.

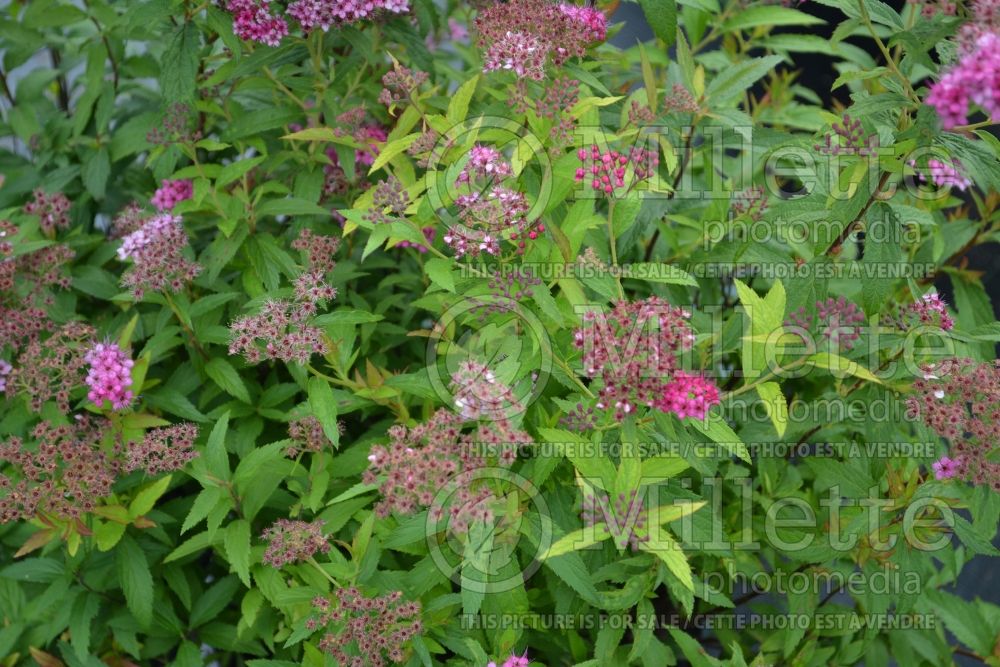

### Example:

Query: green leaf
xmin=182 ymin=486 xmax=225 ymax=534
xmin=640 ymin=454 xmax=690 ymax=480
xmin=205 ymin=411 xmax=231 ymax=481
xmin=628 ymin=263 xmax=697 ymax=287
xmin=368 ymin=133 xmax=419 ymax=173
xmin=160 ymin=22 xmax=199 ymax=102
xmin=808 ymin=352 xmax=882 ymax=383
xmin=82 ymin=149 xmax=110 ymax=200
xmin=313 ymin=309 xmax=384 ymax=326
xmin=94 ymin=520 xmax=126 ymax=551
xmin=424 ymin=257 xmax=456 ymax=293
xmin=205 ymin=358 xmax=251 ymax=403
xmin=189 ymin=575 xmax=241 ymax=628
xmin=734 ymin=279 xmax=786 ymax=380
xmin=641 ymin=526 xmax=693 ymax=590
xmin=706 ymin=55 xmax=783 ymax=105
xmin=721 ymin=6 xmax=823 ymax=32
xmin=541 ymin=524 xmax=611 ymax=559
xmin=117 ymin=535 xmax=154 ymax=627
xmin=217 ymin=156 xmax=266 ymax=188
xmin=756 ymin=381 xmax=788 ymax=437
xmin=308 ymin=376 xmax=341 ymax=447
xmin=689 ymin=414 xmax=752 ymax=463
xmin=129 ymin=475 xmax=173 ymax=519
xmin=447 ymin=74 xmax=480 ymax=125
xmin=224 ymin=519 xmax=252 ymax=587
xmin=256 ymin=197 xmax=330 ymax=218
xmin=639 ymin=0 xmax=677 ymax=47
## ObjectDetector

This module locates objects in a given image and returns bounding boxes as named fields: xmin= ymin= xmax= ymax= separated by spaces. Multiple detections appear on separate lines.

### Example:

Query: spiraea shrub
xmin=1 ymin=0 xmax=1000 ymax=665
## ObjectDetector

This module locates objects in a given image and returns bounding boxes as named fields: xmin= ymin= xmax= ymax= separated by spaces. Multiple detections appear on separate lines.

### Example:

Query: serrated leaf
xmin=424 ymin=257 xmax=456 ymax=292
xmin=205 ymin=357 xmax=251 ymax=403
xmin=308 ymin=377 xmax=341 ymax=447
xmin=639 ymin=0 xmax=677 ymax=46
xmin=129 ymin=475 xmax=173 ymax=519
xmin=117 ymin=535 xmax=154 ymax=627
xmin=224 ymin=519 xmax=252 ymax=587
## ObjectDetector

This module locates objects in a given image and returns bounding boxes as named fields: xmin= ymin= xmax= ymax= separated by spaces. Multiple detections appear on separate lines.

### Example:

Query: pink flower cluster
xmin=457 ymin=146 xmax=513 ymax=183
xmin=0 ymin=218 xmax=74 ymax=356
xmin=84 ymin=342 xmax=134 ymax=411
xmin=926 ymin=32 xmax=1000 ymax=129
xmin=227 ymin=0 xmax=409 ymax=44
xmin=558 ymin=4 xmax=607 ymax=41
xmin=229 ymin=274 xmax=336 ymax=364
xmin=309 ymin=588 xmax=422 ymax=666
xmin=785 ymin=297 xmax=865 ymax=352
xmin=261 ymin=518 xmax=331 ymax=567
xmin=574 ymin=144 xmax=659 ymax=196
xmin=483 ymin=31 xmax=548 ymax=81
xmin=226 ymin=0 xmax=288 ymax=46
xmin=0 ymin=359 xmax=10 ymax=393
xmin=911 ymin=158 xmax=972 ymax=191
xmin=23 ymin=189 xmax=71 ymax=234
xmin=287 ymin=415 xmax=343 ymax=456
xmin=117 ymin=212 xmax=201 ymax=299
xmin=932 ymin=455 xmax=961 ymax=479
xmin=445 ymin=145 xmax=541 ymax=257
xmin=0 ymin=418 xmax=120 ymax=522
xmin=907 ymin=358 xmax=1000 ymax=490
xmin=151 ymin=179 xmax=193 ymax=211
xmin=231 ymin=231 xmax=340 ymax=365
xmin=573 ymin=297 xmax=697 ymax=419
xmin=125 ymin=423 xmax=199 ymax=475
xmin=287 ymin=0 xmax=409 ymax=33
xmin=897 ymin=293 xmax=955 ymax=331
xmin=655 ymin=372 xmax=721 ymax=420
xmin=451 ymin=360 xmax=525 ymax=423
xmin=487 ymin=652 xmax=531 ymax=667
xmin=4 ymin=322 xmax=94 ymax=412
xmin=378 ymin=62 xmax=430 ymax=108
xmin=364 ymin=366 xmax=529 ymax=532
xmin=475 ymin=0 xmax=607 ymax=80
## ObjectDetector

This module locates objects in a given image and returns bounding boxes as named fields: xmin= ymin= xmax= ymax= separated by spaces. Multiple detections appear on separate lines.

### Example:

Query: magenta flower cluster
xmin=911 ymin=158 xmax=972 ymax=191
xmin=151 ymin=179 xmax=193 ymax=211
xmin=573 ymin=297 xmax=699 ymax=420
xmin=655 ymin=371 xmax=721 ymax=420
xmin=227 ymin=0 xmax=409 ymax=46
xmin=926 ymin=32 xmax=1000 ymax=128
xmin=226 ymin=0 xmax=288 ymax=46
xmin=84 ymin=342 xmax=134 ymax=411
xmin=487 ymin=652 xmax=531 ymax=667
xmin=574 ymin=144 xmax=660 ymax=196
